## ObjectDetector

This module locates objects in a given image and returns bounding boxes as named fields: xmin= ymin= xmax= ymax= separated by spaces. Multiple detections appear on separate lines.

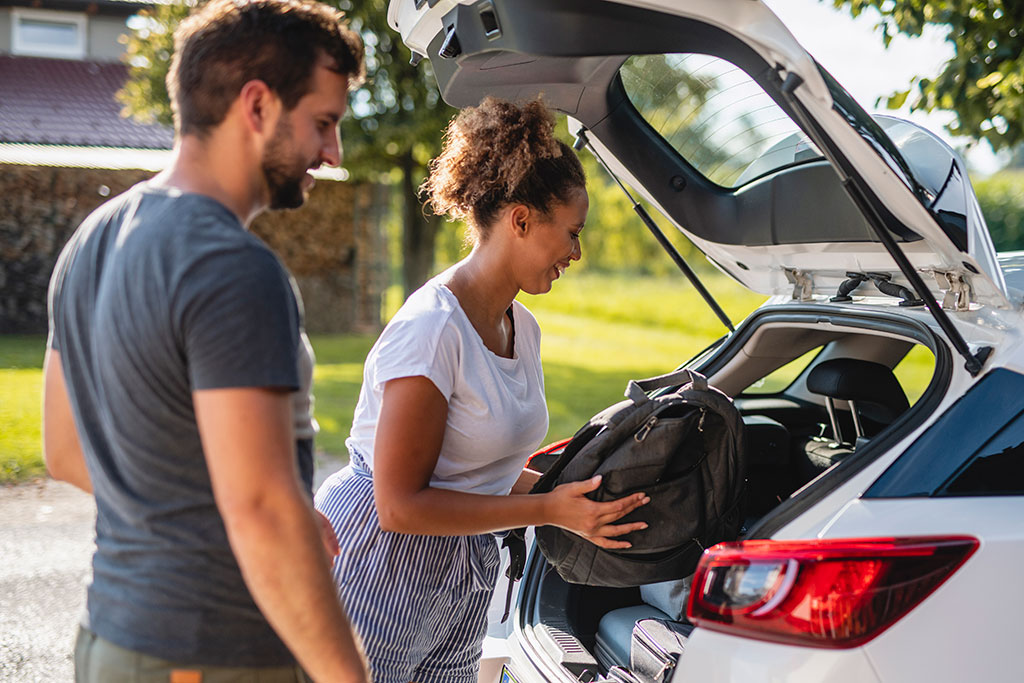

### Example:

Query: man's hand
xmin=317 ymin=510 xmax=340 ymax=557
xmin=42 ymin=349 xmax=92 ymax=493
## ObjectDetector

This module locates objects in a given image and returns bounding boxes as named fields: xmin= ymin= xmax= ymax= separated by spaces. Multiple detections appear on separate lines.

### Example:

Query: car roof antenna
xmin=573 ymin=128 xmax=735 ymax=334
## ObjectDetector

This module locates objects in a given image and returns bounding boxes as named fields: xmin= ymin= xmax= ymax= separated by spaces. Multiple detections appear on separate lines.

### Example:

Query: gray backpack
xmin=523 ymin=369 xmax=745 ymax=588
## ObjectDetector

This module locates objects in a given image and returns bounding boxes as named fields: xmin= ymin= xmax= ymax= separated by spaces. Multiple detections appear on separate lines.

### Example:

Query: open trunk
xmin=385 ymin=1 xmax=1018 ymax=680
xmin=514 ymin=303 xmax=949 ymax=682
xmin=391 ymin=0 xmax=1013 ymax=377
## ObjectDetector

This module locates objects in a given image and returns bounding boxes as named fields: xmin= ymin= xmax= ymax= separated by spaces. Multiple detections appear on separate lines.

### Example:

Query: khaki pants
xmin=74 ymin=626 xmax=311 ymax=683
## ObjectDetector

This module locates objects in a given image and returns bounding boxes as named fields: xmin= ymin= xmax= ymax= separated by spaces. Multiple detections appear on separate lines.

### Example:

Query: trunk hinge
xmin=773 ymin=66 xmax=991 ymax=377
xmin=927 ymin=269 xmax=974 ymax=312
xmin=784 ymin=268 xmax=814 ymax=301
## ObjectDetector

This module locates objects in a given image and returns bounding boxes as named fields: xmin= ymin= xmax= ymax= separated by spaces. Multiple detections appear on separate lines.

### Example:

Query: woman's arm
xmin=510 ymin=467 xmax=541 ymax=495
xmin=372 ymin=376 xmax=649 ymax=549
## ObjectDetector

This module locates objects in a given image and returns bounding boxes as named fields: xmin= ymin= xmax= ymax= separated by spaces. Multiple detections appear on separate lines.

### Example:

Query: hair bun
xmin=421 ymin=96 xmax=583 ymax=236
xmin=477 ymin=97 xmax=563 ymax=195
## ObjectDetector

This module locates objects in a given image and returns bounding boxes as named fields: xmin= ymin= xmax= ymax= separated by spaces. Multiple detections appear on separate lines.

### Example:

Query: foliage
xmin=335 ymin=0 xmax=453 ymax=178
xmin=117 ymin=0 xmax=453 ymax=166
xmin=116 ymin=2 xmax=191 ymax=127
xmin=973 ymin=170 xmax=1024 ymax=251
xmin=336 ymin=1 xmax=457 ymax=294
xmin=829 ymin=0 xmax=1024 ymax=151
xmin=117 ymin=0 xmax=453 ymax=296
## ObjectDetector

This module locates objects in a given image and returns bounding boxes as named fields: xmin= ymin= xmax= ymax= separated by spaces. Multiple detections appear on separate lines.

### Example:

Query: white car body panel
xmin=673 ymin=629 xmax=882 ymax=683
xmin=840 ymin=499 xmax=1024 ymax=683
xmin=675 ymin=498 xmax=1024 ymax=683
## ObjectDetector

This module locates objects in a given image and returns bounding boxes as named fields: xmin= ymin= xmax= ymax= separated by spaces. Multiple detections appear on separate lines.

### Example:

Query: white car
xmin=389 ymin=1 xmax=1024 ymax=682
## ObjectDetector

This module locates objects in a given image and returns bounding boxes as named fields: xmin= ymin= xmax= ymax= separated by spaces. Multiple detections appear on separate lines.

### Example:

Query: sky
xmin=762 ymin=0 xmax=1004 ymax=174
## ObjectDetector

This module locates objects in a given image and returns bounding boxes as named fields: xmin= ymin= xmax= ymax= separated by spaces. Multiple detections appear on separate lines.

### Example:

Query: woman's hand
xmin=316 ymin=510 xmax=340 ymax=557
xmin=543 ymin=475 xmax=650 ymax=549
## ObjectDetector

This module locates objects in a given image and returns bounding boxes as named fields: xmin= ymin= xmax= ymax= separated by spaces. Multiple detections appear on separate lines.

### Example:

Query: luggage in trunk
xmin=595 ymin=604 xmax=670 ymax=670
xmin=630 ymin=618 xmax=694 ymax=683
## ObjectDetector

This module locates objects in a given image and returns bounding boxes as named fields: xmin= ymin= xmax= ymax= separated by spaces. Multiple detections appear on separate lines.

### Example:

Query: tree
xmin=829 ymin=0 xmax=1024 ymax=151
xmin=333 ymin=0 xmax=455 ymax=296
xmin=116 ymin=2 xmax=190 ymax=128
xmin=117 ymin=0 xmax=455 ymax=297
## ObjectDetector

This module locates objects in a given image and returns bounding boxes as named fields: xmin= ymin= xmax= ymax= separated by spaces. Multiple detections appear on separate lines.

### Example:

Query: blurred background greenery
xmin=4 ymin=0 xmax=1024 ymax=482
xmin=1 ymin=273 xmax=767 ymax=482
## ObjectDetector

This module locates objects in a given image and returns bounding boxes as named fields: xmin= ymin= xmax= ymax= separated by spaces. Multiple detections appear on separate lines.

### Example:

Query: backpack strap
xmin=500 ymin=527 xmax=528 ymax=622
xmin=626 ymin=368 xmax=707 ymax=404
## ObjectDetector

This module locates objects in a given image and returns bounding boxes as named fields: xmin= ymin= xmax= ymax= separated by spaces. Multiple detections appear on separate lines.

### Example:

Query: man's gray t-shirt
xmin=48 ymin=183 xmax=303 ymax=666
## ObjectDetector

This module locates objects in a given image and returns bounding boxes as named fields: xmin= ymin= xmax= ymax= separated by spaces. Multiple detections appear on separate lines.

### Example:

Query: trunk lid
xmin=388 ymin=0 xmax=1012 ymax=310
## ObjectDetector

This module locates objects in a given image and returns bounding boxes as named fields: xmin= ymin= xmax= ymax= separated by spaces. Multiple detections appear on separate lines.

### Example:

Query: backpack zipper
xmin=636 ymin=407 xmax=707 ymax=442
xmin=635 ymin=416 xmax=658 ymax=442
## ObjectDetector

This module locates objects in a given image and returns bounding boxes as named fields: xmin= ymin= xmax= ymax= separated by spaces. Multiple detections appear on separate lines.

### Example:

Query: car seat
xmin=595 ymin=604 xmax=671 ymax=670
xmin=743 ymin=414 xmax=793 ymax=518
xmin=797 ymin=358 xmax=910 ymax=481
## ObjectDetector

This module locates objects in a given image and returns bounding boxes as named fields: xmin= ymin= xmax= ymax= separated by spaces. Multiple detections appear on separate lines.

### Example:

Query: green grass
xmin=309 ymin=334 xmax=378 ymax=457
xmin=0 ymin=336 xmax=47 ymax=481
xmin=1 ymin=274 xmax=757 ymax=482
xmin=519 ymin=273 xmax=765 ymax=440
xmin=0 ymin=271 xmax=937 ymax=483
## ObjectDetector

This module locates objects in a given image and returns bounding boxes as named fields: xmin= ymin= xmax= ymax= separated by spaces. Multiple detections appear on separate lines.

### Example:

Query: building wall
xmin=87 ymin=15 xmax=128 ymax=62
xmin=0 ymin=164 xmax=387 ymax=334
xmin=0 ymin=7 xmax=130 ymax=61
xmin=0 ymin=10 xmax=12 ymax=54
xmin=251 ymin=180 xmax=391 ymax=334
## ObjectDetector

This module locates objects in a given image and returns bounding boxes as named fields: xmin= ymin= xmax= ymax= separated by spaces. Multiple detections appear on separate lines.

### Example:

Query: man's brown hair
xmin=167 ymin=0 xmax=364 ymax=137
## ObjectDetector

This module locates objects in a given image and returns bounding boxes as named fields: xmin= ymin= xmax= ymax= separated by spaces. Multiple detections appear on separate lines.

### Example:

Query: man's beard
xmin=262 ymin=116 xmax=311 ymax=210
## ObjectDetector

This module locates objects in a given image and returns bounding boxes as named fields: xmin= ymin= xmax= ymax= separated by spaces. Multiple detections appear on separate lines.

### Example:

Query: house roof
xmin=0 ymin=0 xmax=150 ymax=16
xmin=0 ymin=55 xmax=174 ymax=149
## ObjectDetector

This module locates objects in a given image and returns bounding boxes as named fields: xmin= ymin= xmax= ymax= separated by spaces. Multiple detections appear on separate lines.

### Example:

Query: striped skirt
xmin=314 ymin=453 xmax=500 ymax=683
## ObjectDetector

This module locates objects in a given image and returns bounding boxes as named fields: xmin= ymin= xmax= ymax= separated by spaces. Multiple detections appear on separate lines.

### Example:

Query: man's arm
xmin=193 ymin=387 xmax=367 ymax=683
xmin=42 ymin=349 xmax=92 ymax=493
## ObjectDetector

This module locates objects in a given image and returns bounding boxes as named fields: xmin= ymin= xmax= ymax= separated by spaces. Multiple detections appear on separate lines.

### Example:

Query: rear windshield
xmin=619 ymin=53 xmax=823 ymax=188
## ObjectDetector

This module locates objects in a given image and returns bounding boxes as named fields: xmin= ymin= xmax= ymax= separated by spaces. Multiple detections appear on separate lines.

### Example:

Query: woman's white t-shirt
xmin=346 ymin=277 xmax=549 ymax=496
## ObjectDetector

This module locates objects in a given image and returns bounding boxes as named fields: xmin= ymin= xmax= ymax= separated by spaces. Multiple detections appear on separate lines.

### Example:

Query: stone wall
xmin=251 ymin=179 xmax=390 ymax=334
xmin=0 ymin=164 xmax=387 ymax=334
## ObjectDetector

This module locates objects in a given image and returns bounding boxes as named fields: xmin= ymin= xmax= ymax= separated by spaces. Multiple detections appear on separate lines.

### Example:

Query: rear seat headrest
xmin=806 ymin=358 xmax=910 ymax=423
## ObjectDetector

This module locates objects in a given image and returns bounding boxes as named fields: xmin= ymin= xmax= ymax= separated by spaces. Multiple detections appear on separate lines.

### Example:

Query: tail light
xmin=687 ymin=536 xmax=978 ymax=648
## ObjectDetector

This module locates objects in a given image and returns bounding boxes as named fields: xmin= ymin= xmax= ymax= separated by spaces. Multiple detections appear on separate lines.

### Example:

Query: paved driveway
xmin=0 ymin=455 xmax=348 ymax=683
xmin=0 ymin=479 xmax=94 ymax=683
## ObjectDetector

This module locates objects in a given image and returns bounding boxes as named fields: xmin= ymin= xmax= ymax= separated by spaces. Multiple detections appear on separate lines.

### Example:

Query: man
xmin=42 ymin=0 xmax=369 ymax=680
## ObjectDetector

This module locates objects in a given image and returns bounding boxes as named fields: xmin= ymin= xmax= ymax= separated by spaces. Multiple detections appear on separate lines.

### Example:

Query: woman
xmin=315 ymin=97 xmax=649 ymax=683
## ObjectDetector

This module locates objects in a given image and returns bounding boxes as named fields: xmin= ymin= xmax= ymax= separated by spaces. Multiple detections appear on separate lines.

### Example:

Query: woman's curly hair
xmin=421 ymin=97 xmax=586 ymax=241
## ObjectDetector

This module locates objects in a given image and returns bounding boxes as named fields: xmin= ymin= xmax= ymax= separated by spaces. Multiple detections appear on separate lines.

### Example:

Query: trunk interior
xmin=517 ymin=304 xmax=951 ymax=683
